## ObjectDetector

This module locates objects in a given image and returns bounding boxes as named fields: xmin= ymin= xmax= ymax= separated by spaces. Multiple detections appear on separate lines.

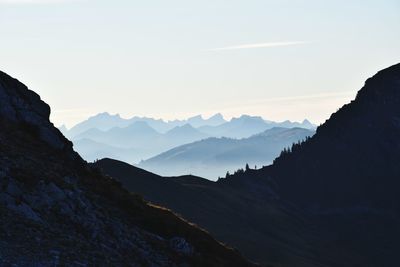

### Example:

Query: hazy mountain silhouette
xmin=64 ymin=111 xmax=315 ymax=167
xmin=187 ymin=113 xmax=226 ymax=127
xmin=164 ymin=123 xmax=209 ymax=143
xmin=96 ymin=63 xmax=400 ymax=266
xmin=64 ymin=112 xmax=129 ymax=138
xmin=198 ymin=115 xmax=316 ymax=138
xmin=72 ymin=121 xmax=210 ymax=163
xmin=278 ymin=119 xmax=315 ymax=129
xmin=139 ymin=127 xmax=314 ymax=179
xmin=0 ymin=71 xmax=254 ymax=266
xmin=64 ymin=112 xmax=228 ymax=138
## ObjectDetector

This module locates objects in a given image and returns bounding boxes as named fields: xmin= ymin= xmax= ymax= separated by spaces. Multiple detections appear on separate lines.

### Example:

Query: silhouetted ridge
xmin=261 ymin=63 xmax=400 ymax=210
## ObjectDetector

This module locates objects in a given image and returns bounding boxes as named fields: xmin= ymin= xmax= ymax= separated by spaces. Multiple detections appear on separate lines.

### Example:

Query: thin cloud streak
xmin=207 ymin=41 xmax=309 ymax=51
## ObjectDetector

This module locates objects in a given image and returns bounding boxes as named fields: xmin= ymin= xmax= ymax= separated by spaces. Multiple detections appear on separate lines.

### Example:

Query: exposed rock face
xmin=0 ymin=71 xmax=254 ymax=266
xmin=0 ymin=71 xmax=76 ymax=154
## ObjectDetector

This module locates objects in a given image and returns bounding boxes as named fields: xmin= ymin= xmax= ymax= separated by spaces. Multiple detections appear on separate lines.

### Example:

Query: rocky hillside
xmin=0 ymin=71 xmax=255 ymax=267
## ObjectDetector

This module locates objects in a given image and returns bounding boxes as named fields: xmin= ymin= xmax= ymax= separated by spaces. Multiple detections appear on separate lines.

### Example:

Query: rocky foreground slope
xmin=0 ymin=71 xmax=255 ymax=266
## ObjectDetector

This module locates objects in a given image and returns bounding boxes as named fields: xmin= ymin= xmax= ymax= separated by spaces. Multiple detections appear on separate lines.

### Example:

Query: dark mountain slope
xmin=97 ymin=63 xmax=400 ymax=267
xmin=220 ymin=62 xmax=400 ymax=265
xmin=96 ymin=158 xmax=320 ymax=267
xmin=266 ymin=62 xmax=400 ymax=210
xmin=0 ymin=71 xmax=255 ymax=266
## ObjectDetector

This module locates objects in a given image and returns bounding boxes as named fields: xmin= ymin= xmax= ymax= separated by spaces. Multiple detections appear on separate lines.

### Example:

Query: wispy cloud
xmin=207 ymin=41 xmax=309 ymax=51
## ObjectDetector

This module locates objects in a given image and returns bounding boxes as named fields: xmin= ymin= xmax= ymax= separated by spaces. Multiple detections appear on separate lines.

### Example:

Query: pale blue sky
xmin=0 ymin=0 xmax=399 ymax=127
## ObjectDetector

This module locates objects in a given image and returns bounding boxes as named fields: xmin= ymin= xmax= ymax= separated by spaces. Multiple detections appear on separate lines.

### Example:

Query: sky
xmin=0 ymin=0 xmax=399 ymax=128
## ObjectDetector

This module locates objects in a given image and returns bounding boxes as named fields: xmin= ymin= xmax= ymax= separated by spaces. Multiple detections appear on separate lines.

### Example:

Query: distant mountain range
xmin=61 ymin=112 xmax=228 ymax=138
xmin=139 ymin=127 xmax=315 ymax=179
xmin=61 ymin=113 xmax=316 ymax=168
xmin=61 ymin=113 xmax=315 ymax=139
xmin=198 ymin=115 xmax=315 ymax=138
xmin=72 ymin=122 xmax=210 ymax=162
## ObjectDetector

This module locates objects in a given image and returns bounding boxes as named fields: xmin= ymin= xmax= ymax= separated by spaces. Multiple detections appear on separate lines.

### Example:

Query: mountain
xmin=64 ymin=114 xmax=173 ymax=138
xmin=164 ymin=124 xmax=209 ymax=144
xmin=74 ymin=121 xmax=162 ymax=147
xmin=0 ymin=71 xmax=255 ymax=266
xmin=97 ymin=63 xmax=400 ymax=266
xmin=187 ymin=113 xmax=226 ymax=128
xmin=265 ymin=63 xmax=400 ymax=210
xmin=64 ymin=112 xmax=314 ymax=165
xmin=198 ymin=115 xmax=316 ymax=138
xmin=198 ymin=115 xmax=269 ymax=138
xmin=139 ymin=127 xmax=314 ymax=179
xmin=65 ymin=113 xmax=227 ymax=139
xmin=278 ymin=119 xmax=315 ymax=129
xmin=64 ymin=112 xmax=130 ymax=138
xmin=72 ymin=122 xmax=209 ymax=164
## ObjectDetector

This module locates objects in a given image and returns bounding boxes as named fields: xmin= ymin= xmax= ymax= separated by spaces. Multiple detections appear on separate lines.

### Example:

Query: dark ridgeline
xmin=269 ymin=63 xmax=400 ymax=209
xmin=0 ymin=71 xmax=255 ymax=266
xmin=96 ymin=63 xmax=400 ymax=267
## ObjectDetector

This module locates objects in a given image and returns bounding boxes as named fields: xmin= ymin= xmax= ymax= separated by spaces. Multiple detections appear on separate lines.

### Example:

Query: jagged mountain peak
xmin=210 ymin=113 xmax=224 ymax=119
